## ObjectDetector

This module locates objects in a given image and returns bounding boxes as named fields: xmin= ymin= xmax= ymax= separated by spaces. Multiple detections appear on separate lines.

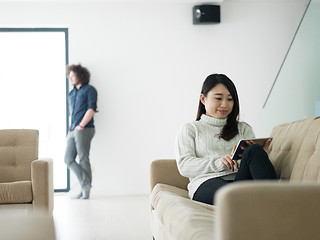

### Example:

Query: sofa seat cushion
xmin=0 ymin=181 xmax=32 ymax=203
xmin=151 ymin=183 xmax=215 ymax=240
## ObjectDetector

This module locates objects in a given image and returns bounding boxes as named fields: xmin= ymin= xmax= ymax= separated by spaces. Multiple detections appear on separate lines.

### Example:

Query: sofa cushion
xmin=0 ymin=129 xmax=39 ymax=183
xmin=269 ymin=117 xmax=320 ymax=182
xmin=151 ymin=183 xmax=215 ymax=240
xmin=0 ymin=181 xmax=32 ymax=203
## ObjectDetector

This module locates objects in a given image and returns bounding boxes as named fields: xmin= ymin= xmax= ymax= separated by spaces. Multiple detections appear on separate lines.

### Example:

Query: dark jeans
xmin=192 ymin=144 xmax=277 ymax=205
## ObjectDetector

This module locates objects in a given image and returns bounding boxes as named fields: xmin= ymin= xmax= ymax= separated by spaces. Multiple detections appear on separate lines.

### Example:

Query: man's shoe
xmin=80 ymin=186 xmax=91 ymax=200
xmin=71 ymin=192 xmax=82 ymax=199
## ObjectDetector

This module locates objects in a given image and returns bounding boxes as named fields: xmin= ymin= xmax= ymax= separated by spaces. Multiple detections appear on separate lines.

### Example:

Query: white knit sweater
xmin=175 ymin=114 xmax=255 ymax=199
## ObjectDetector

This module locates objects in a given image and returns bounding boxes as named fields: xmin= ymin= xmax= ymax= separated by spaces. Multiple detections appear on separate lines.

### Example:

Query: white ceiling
xmin=0 ymin=0 xmax=306 ymax=2
xmin=0 ymin=0 xmax=223 ymax=2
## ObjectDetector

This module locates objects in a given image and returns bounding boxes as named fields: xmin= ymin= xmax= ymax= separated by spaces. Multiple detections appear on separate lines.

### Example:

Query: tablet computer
xmin=231 ymin=138 xmax=272 ymax=160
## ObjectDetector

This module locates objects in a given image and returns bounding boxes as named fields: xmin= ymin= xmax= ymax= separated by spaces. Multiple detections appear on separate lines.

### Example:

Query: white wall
xmin=0 ymin=0 xmax=308 ymax=195
xmin=263 ymin=1 xmax=320 ymax=135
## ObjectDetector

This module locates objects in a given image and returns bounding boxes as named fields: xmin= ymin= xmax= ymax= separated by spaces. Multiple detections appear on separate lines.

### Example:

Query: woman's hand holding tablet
xmin=231 ymin=138 xmax=272 ymax=160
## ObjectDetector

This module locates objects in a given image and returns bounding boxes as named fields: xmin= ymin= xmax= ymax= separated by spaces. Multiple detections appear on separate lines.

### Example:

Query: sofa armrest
xmin=31 ymin=158 xmax=54 ymax=215
xmin=150 ymin=159 xmax=189 ymax=192
xmin=215 ymin=181 xmax=320 ymax=240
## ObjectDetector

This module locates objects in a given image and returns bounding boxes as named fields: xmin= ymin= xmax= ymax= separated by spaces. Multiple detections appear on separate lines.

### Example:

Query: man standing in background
xmin=64 ymin=64 xmax=98 ymax=199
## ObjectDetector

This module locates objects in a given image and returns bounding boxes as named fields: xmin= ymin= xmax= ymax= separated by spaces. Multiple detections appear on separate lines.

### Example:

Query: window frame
xmin=0 ymin=27 xmax=70 ymax=192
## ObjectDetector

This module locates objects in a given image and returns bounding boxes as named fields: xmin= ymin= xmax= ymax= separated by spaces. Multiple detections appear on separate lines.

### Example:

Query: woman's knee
xmin=242 ymin=144 xmax=268 ymax=163
xmin=243 ymin=144 xmax=265 ymax=157
xmin=246 ymin=144 xmax=263 ymax=152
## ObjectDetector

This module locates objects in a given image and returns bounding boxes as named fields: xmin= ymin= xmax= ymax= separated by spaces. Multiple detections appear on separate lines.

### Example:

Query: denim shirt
xmin=68 ymin=84 xmax=98 ymax=131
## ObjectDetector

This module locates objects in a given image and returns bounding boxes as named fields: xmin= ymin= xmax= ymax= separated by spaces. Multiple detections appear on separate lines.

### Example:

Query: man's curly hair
xmin=67 ymin=64 xmax=90 ymax=85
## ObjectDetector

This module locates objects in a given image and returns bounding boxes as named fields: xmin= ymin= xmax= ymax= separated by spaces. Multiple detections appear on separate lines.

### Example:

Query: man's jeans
xmin=64 ymin=128 xmax=95 ymax=189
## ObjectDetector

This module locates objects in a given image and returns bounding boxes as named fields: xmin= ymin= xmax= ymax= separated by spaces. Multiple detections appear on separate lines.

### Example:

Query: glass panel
xmin=263 ymin=0 xmax=320 ymax=135
xmin=0 ymin=30 xmax=68 ymax=190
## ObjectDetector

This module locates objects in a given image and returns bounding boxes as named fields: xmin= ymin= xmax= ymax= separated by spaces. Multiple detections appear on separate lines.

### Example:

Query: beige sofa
xmin=0 ymin=212 xmax=56 ymax=240
xmin=0 ymin=129 xmax=54 ymax=215
xmin=150 ymin=117 xmax=320 ymax=240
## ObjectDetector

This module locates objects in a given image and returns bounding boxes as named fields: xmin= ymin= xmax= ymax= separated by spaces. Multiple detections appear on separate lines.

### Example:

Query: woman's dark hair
xmin=67 ymin=64 xmax=90 ymax=85
xmin=196 ymin=73 xmax=240 ymax=141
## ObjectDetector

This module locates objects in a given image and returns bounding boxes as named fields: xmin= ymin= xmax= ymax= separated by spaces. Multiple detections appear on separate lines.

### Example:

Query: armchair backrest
xmin=0 ymin=129 xmax=39 ymax=183
xmin=268 ymin=117 xmax=320 ymax=182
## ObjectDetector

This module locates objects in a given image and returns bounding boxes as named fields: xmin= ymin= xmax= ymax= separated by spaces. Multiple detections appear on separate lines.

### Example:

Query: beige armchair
xmin=0 ymin=129 xmax=53 ymax=215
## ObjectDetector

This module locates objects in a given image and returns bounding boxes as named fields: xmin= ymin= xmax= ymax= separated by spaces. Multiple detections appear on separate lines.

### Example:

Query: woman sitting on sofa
xmin=175 ymin=73 xmax=277 ymax=205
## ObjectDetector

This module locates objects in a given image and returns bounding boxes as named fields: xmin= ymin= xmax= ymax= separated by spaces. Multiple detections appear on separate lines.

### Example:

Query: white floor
xmin=53 ymin=193 xmax=152 ymax=240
